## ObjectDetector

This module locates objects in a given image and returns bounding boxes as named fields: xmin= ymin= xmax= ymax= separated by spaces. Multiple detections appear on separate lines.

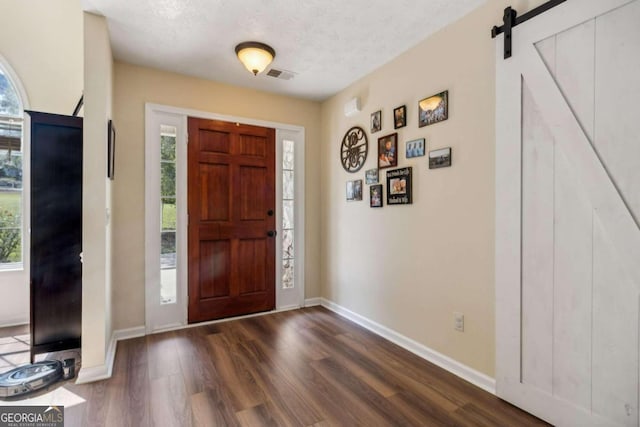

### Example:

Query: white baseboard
xmin=304 ymin=297 xmax=322 ymax=307
xmin=319 ymin=298 xmax=496 ymax=395
xmin=0 ymin=319 xmax=29 ymax=328
xmin=75 ymin=326 xmax=145 ymax=384
xmin=113 ymin=326 xmax=146 ymax=341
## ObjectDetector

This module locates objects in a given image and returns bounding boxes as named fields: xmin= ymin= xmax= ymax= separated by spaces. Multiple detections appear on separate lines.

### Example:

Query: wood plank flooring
xmin=55 ymin=307 xmax=549 ymax=426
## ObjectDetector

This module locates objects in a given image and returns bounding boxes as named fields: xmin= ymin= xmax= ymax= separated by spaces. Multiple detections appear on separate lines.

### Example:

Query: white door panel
xmin=495 ymin=0 xmax=640 ymax=425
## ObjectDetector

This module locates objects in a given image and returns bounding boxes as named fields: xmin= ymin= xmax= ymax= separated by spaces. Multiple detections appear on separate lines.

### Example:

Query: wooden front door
xmin=188 ymin=118 xmax=276 ymax=323
xmin=495 ymin=0 xmax=640 ymax=425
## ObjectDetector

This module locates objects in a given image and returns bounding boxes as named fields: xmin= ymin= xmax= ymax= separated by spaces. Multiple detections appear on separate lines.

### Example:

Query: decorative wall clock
xmin=340 ymin=126 xmax=368 ymax=172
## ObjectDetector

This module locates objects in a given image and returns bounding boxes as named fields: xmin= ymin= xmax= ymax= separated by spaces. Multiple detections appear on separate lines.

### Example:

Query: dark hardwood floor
xmin=55 ymin=307 xmax=548 ymax=426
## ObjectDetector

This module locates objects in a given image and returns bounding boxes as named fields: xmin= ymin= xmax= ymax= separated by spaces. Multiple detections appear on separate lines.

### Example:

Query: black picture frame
xmin=386 ymin=167 xmax=413 ymax=205
xmin=370 ymin=110 xmax=382 ymax=133
xmin=370 ymin=184 xmax=383 ymax=208
xmin=108 ymin=119 xmax=116 ymax=180
xmin=418 ymin=90 xmax=448 ymax=128
xmin=393 ymin=105 xmax=406 ymax=129
xmin=429 ymin=147 xmax=452 ymax=169
xmin=378 ymin=133 xmax=398 ymax=169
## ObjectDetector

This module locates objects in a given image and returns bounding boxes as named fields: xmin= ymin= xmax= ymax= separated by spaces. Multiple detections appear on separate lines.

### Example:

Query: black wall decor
xmin=340 ymin=126 xmax=368 ymax=172
xmin=27 ymin=111 xmax=82 ymax=361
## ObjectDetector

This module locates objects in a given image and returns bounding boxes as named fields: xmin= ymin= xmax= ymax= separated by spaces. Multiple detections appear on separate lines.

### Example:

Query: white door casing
xmin=145 ymin=104 xmax=306 ymax=334
xmin=495 ymin=0 xmax=640 ymax=426
xmin=275 ymin=129 xmax=305 ymax=310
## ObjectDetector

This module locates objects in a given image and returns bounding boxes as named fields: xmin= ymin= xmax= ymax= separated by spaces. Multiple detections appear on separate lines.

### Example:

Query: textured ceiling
xmin=82 ymin=0 xmax=485 ymax=101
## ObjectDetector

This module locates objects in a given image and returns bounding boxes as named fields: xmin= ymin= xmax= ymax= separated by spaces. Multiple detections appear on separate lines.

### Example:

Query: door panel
xmin=199 ymin=164 xmax=230 ymax=221
xmin=495 ymin=0 xmax=640 ymax=425
xmin=199 ymin=240 xmax=230 ymax=298
xmin=188 ymin=117 xmax=275 ymax=322
xmin=239 ymin=166 xmax=267 ymax=220
xmin=238 ymin=239 xmax=267 ymax=294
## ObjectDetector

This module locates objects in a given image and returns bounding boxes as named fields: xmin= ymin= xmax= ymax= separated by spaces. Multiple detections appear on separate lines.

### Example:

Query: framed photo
xmin=429 ymin=147 xmax=452 ymax=169
xmin=370 ymin=110 xmax=382 ymax=133
xmin=370 ymin=184 xmax=383 ymax=208
xmin=393 ymin=105 xmax=406 ymax=129
xmin=386 ymin=167 xmax=412 ymax=205
xmin=405 ymin=138 xmax=425 ymax=158
xmin=419 ymin=90 xmax=448 ymax=128
xmin=365 ymin=168 xmax=379 ymax=184
xmin=378 ymin=133 xmax=398 ymax=169
xmin=107 ymin=119 xmax=116 ymax=180
xmin=346 ymin=179 xmax=363 ymax=201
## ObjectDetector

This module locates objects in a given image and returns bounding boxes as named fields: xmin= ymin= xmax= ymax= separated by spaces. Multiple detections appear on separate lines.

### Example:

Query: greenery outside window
xmin=0 ymin=68 xmax=23 ymax=269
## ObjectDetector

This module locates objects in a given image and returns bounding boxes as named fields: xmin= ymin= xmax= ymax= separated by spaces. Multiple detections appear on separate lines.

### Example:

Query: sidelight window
xmin=282 ymin=139 xmax=295 ymax=289
xmin=160 ymin=125 xmax=177 ymax=304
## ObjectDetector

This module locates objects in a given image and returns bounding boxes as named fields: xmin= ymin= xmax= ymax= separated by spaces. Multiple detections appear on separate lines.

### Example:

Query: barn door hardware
xmin=491 ymin=0 xmax=566 ymax=59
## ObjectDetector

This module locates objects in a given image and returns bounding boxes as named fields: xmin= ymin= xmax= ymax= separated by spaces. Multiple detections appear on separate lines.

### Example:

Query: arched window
xmin=0 ymin=64 xmax=24 ymax=268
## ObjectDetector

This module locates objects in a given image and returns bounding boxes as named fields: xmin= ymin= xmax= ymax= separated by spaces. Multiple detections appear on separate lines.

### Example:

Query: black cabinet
xmin=27 ymin=111 xmax=82 ymax=361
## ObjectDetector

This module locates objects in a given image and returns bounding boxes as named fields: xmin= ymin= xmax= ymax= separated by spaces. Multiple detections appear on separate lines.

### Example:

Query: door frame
xmin=144 ymin=103 xmax=306 ymax=334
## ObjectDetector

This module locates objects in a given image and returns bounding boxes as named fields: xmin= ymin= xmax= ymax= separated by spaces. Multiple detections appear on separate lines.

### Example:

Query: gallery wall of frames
xmin=340 ymin=90 xmax=452 ymax=208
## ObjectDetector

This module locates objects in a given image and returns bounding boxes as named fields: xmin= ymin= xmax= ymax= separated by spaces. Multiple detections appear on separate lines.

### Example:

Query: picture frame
xmin=393 ymin=105 xmax=406 ymax=129
xmin=107 ymin=119 xmax=116 ymax=180
xmin=377 ymin=133 xmax=398 ymax=169
xmin=370 ymin=110 xmax=382 ymax=133
xmin=429 ymin=147 xmax=452 ymax=169
xmin=418 ymin=90 xmax=448 ymax=128
xmin=370 ymin=184 xmax=383 ymax=208
xmin=365 ymin=168 xmax=379 ymax=184
xmin=346 ymin=179 xmax=363 ymax=201
xmin=386 ymin=167 xmax=412 ymax=205
xmin=405 ymin=138 xmax=425 ymax=158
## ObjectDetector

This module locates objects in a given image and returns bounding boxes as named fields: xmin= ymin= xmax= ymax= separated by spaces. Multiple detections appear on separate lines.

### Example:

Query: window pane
xmin=161 ymin=162 xmax=176 ymax=197
xmin=0 ymin=119 xmax=23 ymax=265
xmin=282 ymin=229 xmax=294 ymax=259
xmin=0 ymin=71 xmax=21 ymax=116
xmin=161 ymin=135 xmax=176 ymax=161
xmin=283 ymin=139 xmax=294 ymax=170
xmin=283 ymin=170 xmax=294 ymax=200
xmin=282 ymin=258 xmax=294 ymax=289
xmin=160 ymin=217 xmax=177 ymax=305
xmin=283 ymin=200 xmax=293 ymax=230
xmin=161 ymin=198 xmax=176 ymax=230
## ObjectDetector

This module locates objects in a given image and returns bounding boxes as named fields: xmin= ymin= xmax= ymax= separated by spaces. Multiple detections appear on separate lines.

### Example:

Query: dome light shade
xmin=235 ymin=42 xmax=276 ymax=76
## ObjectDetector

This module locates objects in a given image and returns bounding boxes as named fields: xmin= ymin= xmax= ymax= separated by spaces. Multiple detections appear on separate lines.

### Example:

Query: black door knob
xmin=267 ymin=209 xmax=274 ymax=216
xmin=267 ymin=230 xmax=277 ymax=237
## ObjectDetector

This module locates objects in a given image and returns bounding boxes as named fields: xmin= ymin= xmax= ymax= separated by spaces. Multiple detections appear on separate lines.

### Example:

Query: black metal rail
xmin=491 ymin=0 xmax=567 ymax=59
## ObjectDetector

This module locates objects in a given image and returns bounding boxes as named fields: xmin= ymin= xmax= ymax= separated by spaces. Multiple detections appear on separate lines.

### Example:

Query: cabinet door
xmin=29 ymin=111 xmax=82 ymax=354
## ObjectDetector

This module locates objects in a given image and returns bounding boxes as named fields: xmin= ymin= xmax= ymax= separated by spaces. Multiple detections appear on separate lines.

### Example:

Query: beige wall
xmin=112 ymin=63 xmax=322 ymax=330
xmin=0 ymin=0 xmax=83 ymax=113
xmin=81 ymin=12 xmax=113 ymax=371
xmin=319 ymin=0 xmax=547 ymax=377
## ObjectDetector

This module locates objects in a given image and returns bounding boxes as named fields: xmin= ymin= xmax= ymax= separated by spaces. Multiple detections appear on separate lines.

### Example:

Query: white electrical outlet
xmin=454 ymin=312 xmax=464 ymax=332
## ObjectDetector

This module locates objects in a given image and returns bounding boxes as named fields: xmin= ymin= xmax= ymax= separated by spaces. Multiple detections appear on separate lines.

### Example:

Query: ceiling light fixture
xmin=235 ymin=41 xmax=276 ymax=76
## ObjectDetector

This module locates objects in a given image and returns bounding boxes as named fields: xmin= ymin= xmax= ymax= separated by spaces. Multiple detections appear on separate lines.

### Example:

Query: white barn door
xmin=495 ymin=0 xmax=640 ymax=425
